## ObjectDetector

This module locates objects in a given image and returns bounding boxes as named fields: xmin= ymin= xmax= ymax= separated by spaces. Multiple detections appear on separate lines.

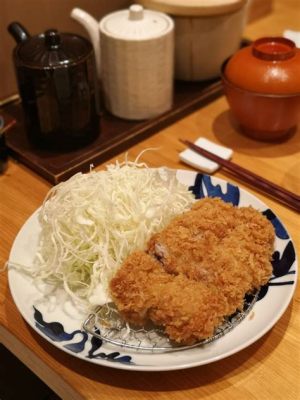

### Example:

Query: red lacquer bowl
xmin=222 ymin=37 xmax=300 ymax=141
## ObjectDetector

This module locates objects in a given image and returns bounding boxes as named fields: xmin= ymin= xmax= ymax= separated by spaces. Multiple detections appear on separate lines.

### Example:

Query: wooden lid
xmin=138 ymin=0 xmax=247 ymax=16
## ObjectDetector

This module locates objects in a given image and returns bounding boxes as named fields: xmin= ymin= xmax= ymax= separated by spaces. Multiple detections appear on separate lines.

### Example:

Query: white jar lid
xmin=137 ymin=0 xmax=247 ymax=16
xmin=99 ymin=4 xmax=174 ymax=40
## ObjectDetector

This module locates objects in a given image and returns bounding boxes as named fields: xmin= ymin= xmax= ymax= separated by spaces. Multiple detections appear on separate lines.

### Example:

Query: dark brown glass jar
xmin=8 ymin=23 xmax=100 ymax=151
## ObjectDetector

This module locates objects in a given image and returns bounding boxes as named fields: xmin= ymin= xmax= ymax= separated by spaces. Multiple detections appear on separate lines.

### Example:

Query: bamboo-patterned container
xmin=71 ymin=5 xmax=174 ymax=119
xmin=99 ymin=5 xmax=174 ymax=120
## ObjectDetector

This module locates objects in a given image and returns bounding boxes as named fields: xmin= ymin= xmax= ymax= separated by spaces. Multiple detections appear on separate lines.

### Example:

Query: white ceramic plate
xmin=8 ymin=170 xmax=297 ymax=371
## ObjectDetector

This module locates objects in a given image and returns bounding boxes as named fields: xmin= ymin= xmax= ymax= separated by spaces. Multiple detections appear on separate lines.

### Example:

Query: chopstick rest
xmin=179 ymin=137 xmax=233 ymax=173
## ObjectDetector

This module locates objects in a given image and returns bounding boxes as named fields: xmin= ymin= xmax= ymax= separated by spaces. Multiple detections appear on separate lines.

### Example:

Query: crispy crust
xmin=110 ymin=197 xmax=275 ymax=345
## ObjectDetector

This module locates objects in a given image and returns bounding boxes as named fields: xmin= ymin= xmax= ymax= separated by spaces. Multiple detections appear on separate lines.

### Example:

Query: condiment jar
xmin=8 ymin=22 xmax=100 ymax=150
xmin=71 ymin=5 xmax=174 ymax=120
xmin=137 ymin=0 xmax=248 ymax=81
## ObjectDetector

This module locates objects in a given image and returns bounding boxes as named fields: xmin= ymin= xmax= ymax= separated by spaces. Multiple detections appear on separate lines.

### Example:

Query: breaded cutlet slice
xmin=148 ymin=197 xmax=274 ymax=295
xmin=109 ymin=197 xmax=275 ymax=345
xmin=149 ymin=274 xmax=229 ymax=344
xmin=110 ymin=251 xmax=230 ymax=344
xmin=109 ymin=251 xmax=171 ymax=326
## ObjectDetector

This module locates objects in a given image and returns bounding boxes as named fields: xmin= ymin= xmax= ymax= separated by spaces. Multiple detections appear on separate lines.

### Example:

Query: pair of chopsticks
xmin=180 ymin=139 xmax=300 ymax=213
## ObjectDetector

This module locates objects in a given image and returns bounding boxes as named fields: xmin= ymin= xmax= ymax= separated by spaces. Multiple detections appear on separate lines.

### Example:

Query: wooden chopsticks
xmin=180 ymin=139 xmax=300 ymax=213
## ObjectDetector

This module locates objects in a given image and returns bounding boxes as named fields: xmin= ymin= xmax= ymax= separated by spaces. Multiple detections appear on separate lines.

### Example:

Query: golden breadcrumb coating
xmin=110 ymin=251 xmax=230 ymax=343
xmin=110 ymin=197 xmax=275 ymax=345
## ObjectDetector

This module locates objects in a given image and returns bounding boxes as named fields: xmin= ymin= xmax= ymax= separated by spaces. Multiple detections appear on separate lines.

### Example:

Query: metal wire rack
xmin=82 ymin=292 xmax=258 ymax=353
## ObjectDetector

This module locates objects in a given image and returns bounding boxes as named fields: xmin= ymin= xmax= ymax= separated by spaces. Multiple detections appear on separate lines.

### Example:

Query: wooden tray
xmin=5 ymin=78 xmax=223 ymax=184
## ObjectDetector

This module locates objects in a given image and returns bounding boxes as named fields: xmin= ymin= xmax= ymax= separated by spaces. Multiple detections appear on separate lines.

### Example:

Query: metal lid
xmin=99 ymin=4 xmax=174 ymax=40
xmin=16 ymin=30 xmax=93 ymax=68
xmin=137 ymin=0 xmax=247 ymax=16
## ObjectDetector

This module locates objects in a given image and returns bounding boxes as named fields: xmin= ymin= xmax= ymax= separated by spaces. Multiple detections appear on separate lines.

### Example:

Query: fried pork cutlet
xmin=110 ymin=251 xmax=231 ymax=344
xmin=148 ymin=198 xmax=274 ymax=304
xmin=110 ymin=197 xmax=275 ymax=345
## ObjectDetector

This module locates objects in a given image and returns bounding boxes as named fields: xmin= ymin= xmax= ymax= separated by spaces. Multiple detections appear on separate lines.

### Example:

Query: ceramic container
xmin=71 ymin=5 xmax=174 ymax=120
xmin=137 ymin=0 xmax=248 ymax=81
xmin=8 ymin=22 xmax=100 ymax=150
xmin=222 ymin=37 xmax=300 ymax=141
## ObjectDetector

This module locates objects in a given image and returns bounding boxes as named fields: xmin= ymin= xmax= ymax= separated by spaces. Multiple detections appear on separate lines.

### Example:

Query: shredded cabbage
xmin=30 ymin=159 xmax=195 ymax=308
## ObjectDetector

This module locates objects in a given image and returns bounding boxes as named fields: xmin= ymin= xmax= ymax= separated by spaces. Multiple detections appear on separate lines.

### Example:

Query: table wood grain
xmin=1 ymin=1 xmax=299 ymax=399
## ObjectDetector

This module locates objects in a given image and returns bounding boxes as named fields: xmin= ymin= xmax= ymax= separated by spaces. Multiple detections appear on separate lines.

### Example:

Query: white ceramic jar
xmin=72 ymin=5 xmax=174 ymax=120
xmin=138 ymin=0 xmax=248 ymax=81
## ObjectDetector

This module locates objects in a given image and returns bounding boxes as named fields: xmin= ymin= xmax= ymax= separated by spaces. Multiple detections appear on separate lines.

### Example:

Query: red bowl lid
xmin=224 ymin=37 xmax=300 ymax=94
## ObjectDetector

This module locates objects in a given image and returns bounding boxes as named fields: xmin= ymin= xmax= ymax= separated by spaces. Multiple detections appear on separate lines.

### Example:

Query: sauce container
xmin=71 ymin=4 xmax=174 ymax=120
xmin=8 ymin=22 xmax=100 ymax=150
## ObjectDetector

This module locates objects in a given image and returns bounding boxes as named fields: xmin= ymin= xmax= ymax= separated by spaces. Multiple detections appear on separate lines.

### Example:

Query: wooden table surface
xmin=1 ymin=1 xmax=299 ymax=399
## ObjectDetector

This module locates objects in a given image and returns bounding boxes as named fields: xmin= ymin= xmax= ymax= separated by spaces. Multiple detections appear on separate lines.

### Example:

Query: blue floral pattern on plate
xmin=33 ymin=306 xmax=133 ymax=364
xmin=189 ymin=173 xmax=240 ymax=205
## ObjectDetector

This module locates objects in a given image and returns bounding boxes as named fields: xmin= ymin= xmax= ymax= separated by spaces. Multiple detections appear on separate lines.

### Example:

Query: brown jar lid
xmin=224 ymin=37 xmax=300 ymax=94
xmin=15 ymin=30 xmax=93 ymax=69
xmin=137 ymin=0 xmax=247 ymax=16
